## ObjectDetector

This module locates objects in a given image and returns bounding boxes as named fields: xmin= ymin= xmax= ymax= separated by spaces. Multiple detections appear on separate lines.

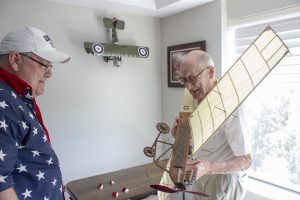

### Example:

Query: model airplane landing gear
xmin=103 ymin=56 xmax=110 ymax=62
xmin=103 ymin=56 xmax=122 ymax=67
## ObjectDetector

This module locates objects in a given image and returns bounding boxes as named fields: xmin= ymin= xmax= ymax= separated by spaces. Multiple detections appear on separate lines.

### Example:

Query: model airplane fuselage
xmin=84 ymin=17 xmax=149 ymax=67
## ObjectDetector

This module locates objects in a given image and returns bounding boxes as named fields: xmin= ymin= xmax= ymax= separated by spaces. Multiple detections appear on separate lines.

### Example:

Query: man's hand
xmin=186 ymin=154 xmax=252 ymax=181
xmin=187 ymin=159 xmax=212 ymax=180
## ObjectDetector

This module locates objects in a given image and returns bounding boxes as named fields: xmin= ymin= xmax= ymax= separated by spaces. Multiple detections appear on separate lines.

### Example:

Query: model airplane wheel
xmin=143 ymin=147 xmax=155 ymax=157
xmin=103 ymin=56 xmax=109 ymax=62
xmin=156 ymin=122 xmax=170 ymax=134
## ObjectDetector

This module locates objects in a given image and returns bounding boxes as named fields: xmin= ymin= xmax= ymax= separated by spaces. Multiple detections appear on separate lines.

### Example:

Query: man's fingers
xmin=187 ymin=159 xmax=201 ymax=165
xmin=186 ymin=163 xmax=198 ymax=172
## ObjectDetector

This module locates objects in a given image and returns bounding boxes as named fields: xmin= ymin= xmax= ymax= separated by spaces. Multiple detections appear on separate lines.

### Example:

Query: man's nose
xmin=185 ymin=81 xmax=193 ymax=90
xmin=45 ymin=69 xmax=53 ymax=78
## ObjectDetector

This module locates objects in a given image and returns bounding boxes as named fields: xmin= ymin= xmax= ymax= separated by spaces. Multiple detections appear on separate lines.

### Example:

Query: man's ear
xmin=8 ymin=52 xmax=22 ymax=72
xmin=208 ymin=65 xmax=215 ymax=79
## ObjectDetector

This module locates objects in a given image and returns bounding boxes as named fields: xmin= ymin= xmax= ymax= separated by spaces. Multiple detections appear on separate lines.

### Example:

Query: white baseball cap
xmin=0 ymin=26 xmax=71 ymax=63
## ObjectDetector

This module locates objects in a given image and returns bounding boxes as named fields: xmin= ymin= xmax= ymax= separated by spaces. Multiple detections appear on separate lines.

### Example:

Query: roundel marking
xmin=92 ymin=43 xmax=104 ymax=55
xmin=138 ymin=47 xmax=148 ymax=57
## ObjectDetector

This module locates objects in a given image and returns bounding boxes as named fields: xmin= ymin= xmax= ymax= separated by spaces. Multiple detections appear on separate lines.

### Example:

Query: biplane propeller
xmin=84 ymin=17 xmax=149 ymax=67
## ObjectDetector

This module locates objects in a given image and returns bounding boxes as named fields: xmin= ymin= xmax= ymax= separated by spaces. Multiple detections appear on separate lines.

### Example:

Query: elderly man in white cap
xmin=0 ymin=26 xmax=71 ymax=200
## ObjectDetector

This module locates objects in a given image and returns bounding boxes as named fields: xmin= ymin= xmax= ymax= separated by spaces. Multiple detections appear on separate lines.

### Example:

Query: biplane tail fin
xmin=103 ymin=17 xmax=125 ymax=30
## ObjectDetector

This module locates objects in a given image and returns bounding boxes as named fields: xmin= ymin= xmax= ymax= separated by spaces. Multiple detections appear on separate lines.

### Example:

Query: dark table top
xmin=66 ymin=160 xmax=167 ymax=200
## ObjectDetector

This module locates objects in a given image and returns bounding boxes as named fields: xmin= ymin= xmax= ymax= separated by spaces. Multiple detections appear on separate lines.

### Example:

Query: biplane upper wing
xmin=103 ymin=17 xmax=125 ymax=30
xmin=84 ymin=42 xmax=149 ymax=58
xmin=189 ymin=26 xmax=289 ymax=155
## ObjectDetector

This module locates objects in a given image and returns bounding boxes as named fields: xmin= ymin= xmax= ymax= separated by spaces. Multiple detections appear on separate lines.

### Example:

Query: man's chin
xmin=191 ymin=91 xmax=202 ymax=101
xmin=35 ymin=88 xmax=45 ymax=97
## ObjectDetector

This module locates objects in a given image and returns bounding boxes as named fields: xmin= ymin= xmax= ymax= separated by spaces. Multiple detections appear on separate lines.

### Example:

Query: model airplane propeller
xmin=84 ymin=17 xmax=149 ymax=67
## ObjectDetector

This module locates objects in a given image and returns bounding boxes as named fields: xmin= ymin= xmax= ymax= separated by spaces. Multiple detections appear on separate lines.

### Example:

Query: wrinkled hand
xmin=171 ymin=117 xmax=180 ymax=137
xmin=187 ymin=159 xmax=213 ymax=180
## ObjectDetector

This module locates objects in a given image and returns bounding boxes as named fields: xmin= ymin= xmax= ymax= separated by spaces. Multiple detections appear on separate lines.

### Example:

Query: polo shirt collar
xmin=0 ymin=68 xmax=32 ymax=97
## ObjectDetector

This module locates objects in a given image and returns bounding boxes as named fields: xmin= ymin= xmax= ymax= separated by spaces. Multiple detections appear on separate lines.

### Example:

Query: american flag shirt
xmin=0 ymin=69 xmax=63 ymax=200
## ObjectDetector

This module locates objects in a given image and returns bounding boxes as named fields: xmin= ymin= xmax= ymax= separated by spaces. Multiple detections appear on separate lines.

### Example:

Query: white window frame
xmin=226 ymin=6 xmax=300 ymax=200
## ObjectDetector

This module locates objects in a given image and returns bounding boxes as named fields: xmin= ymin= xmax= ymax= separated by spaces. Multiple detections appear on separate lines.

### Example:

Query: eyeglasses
xmin=20 ymin=53 xmax=53 ymax=71
xmin=178 ymin=66 xmax=209 ymax=86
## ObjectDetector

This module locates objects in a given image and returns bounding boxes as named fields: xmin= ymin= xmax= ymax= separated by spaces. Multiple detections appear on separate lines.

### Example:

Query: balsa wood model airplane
xmin=144 ymin=26 xmax=289 ymax=199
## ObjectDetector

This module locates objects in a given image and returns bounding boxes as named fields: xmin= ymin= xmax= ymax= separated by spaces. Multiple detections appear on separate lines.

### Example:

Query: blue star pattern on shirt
xmin=0 ymin=82 xmax=63 ymax=199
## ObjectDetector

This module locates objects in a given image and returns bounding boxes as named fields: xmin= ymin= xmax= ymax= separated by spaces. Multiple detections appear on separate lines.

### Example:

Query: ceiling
xmin=46 ymin=0 xmax=216 ymax=18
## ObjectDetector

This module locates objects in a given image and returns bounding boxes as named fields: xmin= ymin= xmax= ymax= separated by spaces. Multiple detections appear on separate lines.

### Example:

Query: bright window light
xmin=228 ymin=16 xmax=300 ymax=194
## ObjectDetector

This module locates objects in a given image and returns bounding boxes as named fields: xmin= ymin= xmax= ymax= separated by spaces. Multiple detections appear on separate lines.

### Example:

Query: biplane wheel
xmin=143 ymin=147 xmax=155 ymax=157
xmin=156 ymin=122 xmax=170 ymax=134
xmin=103 ymin=56 xmax=109 ymax=62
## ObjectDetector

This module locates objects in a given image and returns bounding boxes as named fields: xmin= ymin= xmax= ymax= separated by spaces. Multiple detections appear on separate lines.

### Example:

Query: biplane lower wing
xmin=189 ymin=26 xmax=289 ymax=155
xmin=84 ymin=42 xmax=149 ymax=58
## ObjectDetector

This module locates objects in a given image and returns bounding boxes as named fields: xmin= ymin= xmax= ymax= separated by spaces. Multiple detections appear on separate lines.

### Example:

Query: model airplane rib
xmin=84 ymin=17 xmax=149 ymax=66
xmin=189 ymin=26 xmax=289 ymax=155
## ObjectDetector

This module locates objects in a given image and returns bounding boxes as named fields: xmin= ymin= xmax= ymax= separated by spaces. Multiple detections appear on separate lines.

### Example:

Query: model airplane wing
xmin=84 ymin=42 xmax=149 ymax=58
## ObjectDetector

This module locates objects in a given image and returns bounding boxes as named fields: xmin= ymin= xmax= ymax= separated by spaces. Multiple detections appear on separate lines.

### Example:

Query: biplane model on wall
xmin=84 ymin=17 xmax=149 ymax=67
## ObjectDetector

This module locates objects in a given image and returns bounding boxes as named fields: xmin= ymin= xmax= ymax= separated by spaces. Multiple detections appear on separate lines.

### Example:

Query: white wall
xmin=0 ymin=0 xmax=162 ymax=181
xmin=161 ymin=0 xmax=224 ymax=130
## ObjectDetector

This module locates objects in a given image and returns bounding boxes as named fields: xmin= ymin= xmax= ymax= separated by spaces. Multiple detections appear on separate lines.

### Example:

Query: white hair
xmin=196 ymin=51 xmax=214 ymax=68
